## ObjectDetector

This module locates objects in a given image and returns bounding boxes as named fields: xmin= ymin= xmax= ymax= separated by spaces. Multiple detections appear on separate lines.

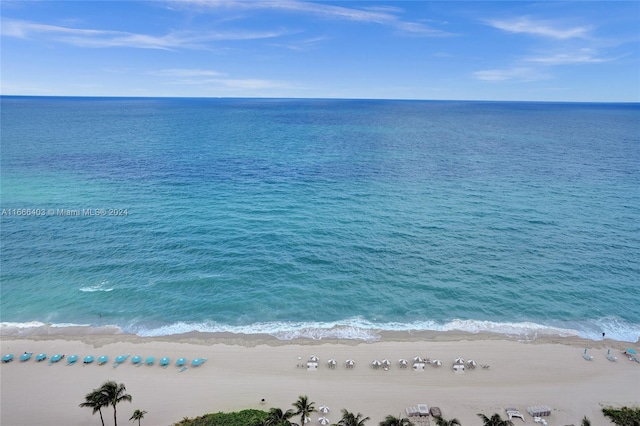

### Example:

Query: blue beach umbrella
xmin=145 ymin=356 xmax=155 ymax=366
xmin=176 ymin=358 xmax=187 ymax=367
xmin=49 ymin=354 xmax=63 ymax=364
xmin=2 ymin=354 xmax=14 ymax=363
xmin=131 ymin=355 xmax=142 ymax=365
xmin=191 ymin=357 xmax=207 ymax=367
xmin=159 ymin=357 xmax=170 ymax=368
xmin=625 ymin=348 xmax=638 ymax=355
xmin=35 ymin=353 xmax=47 ymax=362
xmin=67 ymin=355 xmax=79 ymax=365
xmin=97 ymin=355 xmax=109 ymax=365
xmin=83 ymin=355 xmax=94 ymax=364
xmin=20 ymin=352 xmax=32 ymax=362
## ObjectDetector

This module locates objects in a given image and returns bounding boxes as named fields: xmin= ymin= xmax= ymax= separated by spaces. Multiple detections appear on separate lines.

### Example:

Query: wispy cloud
xmin=175 ymin=0 xmax=452 ymax=36
xmin=1 ymin=18 xmax=290 ymax=50
xmin=150 ymin=69 xmax=226 ymax=77
xmin=473 ymin=67 xmax=550 ymax=82
xmin=151 ymin=67 xmax=292 ymax=90
xmin=526 ymin=49 xmax=620 ymax=65
xmin=485 ymin=16 xmax=591 ymax=39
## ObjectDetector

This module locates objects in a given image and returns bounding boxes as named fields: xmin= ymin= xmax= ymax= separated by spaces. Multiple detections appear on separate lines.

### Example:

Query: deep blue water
xmin=1 ymin=97 xmax=639 ymax=342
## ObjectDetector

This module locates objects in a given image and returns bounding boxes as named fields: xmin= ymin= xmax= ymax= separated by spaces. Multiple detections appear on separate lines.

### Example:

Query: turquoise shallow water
xmin=1 ymin=97 xmax=639 ymax=342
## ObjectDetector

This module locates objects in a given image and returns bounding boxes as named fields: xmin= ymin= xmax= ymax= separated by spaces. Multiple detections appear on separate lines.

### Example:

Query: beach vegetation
xmin=379 ymin=414 xmax=415 ymax=426
xmin=263 ymin=407 xmax=296 ymax=426
xmin=477 ymin=413 xmax=513 ymax=426
xmin=434 ymin=417 xmax=461 ymax=426
xmin=336 ymin=409 xmax=370 ymax=426
xmin=130 ymin=409 xmax=147 ymax=426
xmin=581 ymin=416 xmax=591 ymax=426
xmin=171 ymin=409 xmax=268 ymax=426
xmin=292 ymin=395 xmax=316 ymax=426
xmin=79 ymin=388 xmax=109 ymax=426
xmin=100 ymin=381 xmax=133 ymax=426
xmin=602 ymin=406 xmax=640 ymax=426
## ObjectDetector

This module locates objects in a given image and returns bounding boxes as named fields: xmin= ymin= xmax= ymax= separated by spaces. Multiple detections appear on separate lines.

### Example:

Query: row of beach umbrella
xmin=306 ymin=355 xmax=453 ymax=369
xmin=1 ymin=352 xmax=207 ymax=369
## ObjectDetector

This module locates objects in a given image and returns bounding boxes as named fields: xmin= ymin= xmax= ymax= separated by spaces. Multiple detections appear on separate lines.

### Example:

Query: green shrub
xmin=602 ymin=406 xmax=640 ymax=426
xmin=172 ymin=409 xmax=268 ymax=426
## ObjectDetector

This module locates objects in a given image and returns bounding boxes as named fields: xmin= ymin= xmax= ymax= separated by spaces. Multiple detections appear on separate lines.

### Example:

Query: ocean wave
xmin=3 ymin=317 xmax=636 ymax=343
xmin=79 ymin=281 xmax=113 ymax=292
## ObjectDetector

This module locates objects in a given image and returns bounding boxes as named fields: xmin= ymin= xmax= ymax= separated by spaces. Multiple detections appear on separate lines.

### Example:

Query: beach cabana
xmin=307 ymin=362 xmax=318 ymax=371
xmin=83 ymin=355 xmax=94 ymax=364
xmin=412 ymin=362 xmax=425 ymax=371
xmin=2 ymin=354 xmax=14 ymax=363
xmin=20 ymin=352 xmax=32 ymax=362
xmin=67 ymin=355 xmax=79 ymax=365
xmin=453 ymin=363 xmax=464 ymax=372
xmin=35 ymin=353 xmax=47 ymax=362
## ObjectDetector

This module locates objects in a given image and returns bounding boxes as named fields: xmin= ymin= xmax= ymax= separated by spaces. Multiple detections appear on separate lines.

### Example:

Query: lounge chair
xmin=606 ymin=350 xmax=617 ymax=362
xmin=35 ymin=353 xmax=47 ymax=362
xmin=2 ymin=354 xmax=14 ymax=363
xmin=505 ymin=408 xmax=525 ymax=422
xmin=67 ymin=355 xmax=79 ymax=365
xmin=159 ymin=357 xmax=170 ymax=368
xmin=582 ymin=349 xmax=593 ymax=360
xmin=430 ymin=407 xmax=442 ymax=418
xmin=20 ymin=352 xmax=32 ymax=362
xmin=405 ymin=406 xmax=418 ymax=417
xmin=97 ymin=355 xmax=109 ymax=365
xmin=417 ymin=404 xmax=429 ymax=416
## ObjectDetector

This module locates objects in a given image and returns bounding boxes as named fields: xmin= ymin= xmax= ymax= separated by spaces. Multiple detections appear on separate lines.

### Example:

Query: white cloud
xmin=151 ymin=69 xmax=226 ymax=77
xmin=0 ymin=18 xmax=290 ymax=50
xmin=526 ymin=49 xmax=619 ymax=65
xmin=473 ymin=67 xmax=550 ymax=82
xmin=485 ymin=16 xmax=591 ymax=39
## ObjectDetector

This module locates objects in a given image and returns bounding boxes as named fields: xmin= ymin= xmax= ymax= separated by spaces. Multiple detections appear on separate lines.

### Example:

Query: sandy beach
xmin=1 ymin=332 xmax=638 ymax=426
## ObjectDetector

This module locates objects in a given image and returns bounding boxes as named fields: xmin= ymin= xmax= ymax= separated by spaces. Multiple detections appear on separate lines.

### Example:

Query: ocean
xmin=1 ymin=96 xmax=638 ymax=342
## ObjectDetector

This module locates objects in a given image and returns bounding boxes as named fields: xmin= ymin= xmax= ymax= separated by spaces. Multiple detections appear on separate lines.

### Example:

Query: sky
xmin=1 ymin=1 xmax=639 ymax=101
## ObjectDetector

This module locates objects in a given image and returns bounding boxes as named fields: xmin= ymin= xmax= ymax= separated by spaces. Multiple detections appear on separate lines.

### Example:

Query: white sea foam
xmin=79 ymin=281 xmax=113 ymax=292
xmin=2 ymin=317 xmax=638 ymax=343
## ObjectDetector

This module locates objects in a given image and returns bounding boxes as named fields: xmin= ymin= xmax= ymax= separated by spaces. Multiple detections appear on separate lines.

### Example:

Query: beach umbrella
xmin=67 ymin=355 xmax=79 ymax=365
xmin=36 ymin=353 xmax=47 ymax=362
xmin=97 ymin=355 xmax=109 ymax=365
xmin=2 ymin=354 xmax=14 ymax=363
xmin=145 ymin=356 xmax=155 ymax=366
xmin=318 ymin=417 xmax=330 ymax=425
xmin=327 ymin=359 xmax=337 ymax=368
xmin=83 ymin=355 xmax=94 ymax=364
xmin=399 ymin=358 xmax=408 ymax=368
xmin=433 ymin=359 xmax=442 ymax=366
xmin=20 ymin=352 xmax=32 ymax=362
xmin=160 ymin=357 xmax=170 ymax=368
xmin=625 ymin=348 xmax=638 ymax=355
xmin=413 ymin=356 xmax=423 ymax=363
xmin=176 ymin=358 xmax=187 ymax=367
xmin=191 ymin=357 xmax=207 ymax=367
xmin=345 ymin=359 xmax=354 ymax=368
xmin=131 ymin=355 xmax=142 ymax=365
xmin=454 ymin=357 xmax=464 ymax=364
xmin=467 ymin=359 xmax=477 ymax=368
xmin=319 ymin=405 xmax=330 ymax=414
xmin=309 ymin=355 xmax=319 ymax=362
xmin=303 ymin=416 xmax=311 ymax=424
xmin=49 ymin=354 xmax=63 ymax=364
xmin=382 ymin=359 xmax=391 ymax=366
xmin=115 ymin=354 xmax=130 ymax=363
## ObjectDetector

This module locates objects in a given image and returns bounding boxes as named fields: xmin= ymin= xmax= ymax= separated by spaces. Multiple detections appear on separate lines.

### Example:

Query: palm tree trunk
xmin=113 ymin=406 xmax=118 ymax=426
xmin=98 ymin=408 xmax=105 ymax=426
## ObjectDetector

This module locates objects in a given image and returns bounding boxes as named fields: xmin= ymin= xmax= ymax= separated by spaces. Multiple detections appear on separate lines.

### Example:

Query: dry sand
xmin=1 ymin=332 xmax=639 ymax=426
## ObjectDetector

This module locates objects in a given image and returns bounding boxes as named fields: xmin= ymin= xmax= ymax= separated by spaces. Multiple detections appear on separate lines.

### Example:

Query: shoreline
xmin=2 ymin=333 xmax=639 ymax=426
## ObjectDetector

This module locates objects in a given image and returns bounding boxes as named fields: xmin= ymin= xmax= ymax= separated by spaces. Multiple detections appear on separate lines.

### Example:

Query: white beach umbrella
xmin=399 ymin=358 xmax=408 ymax=367
xmin=371 ymin=359 xmax=381 ymax=368
xmin=345 ymin=359 xmax=355 ymax=368
xmin=309 ymin=355 xmax=319 ymax=362
xmin=318 ymin=417 xmax=330 ymax=425
xmin=327 ymin=359 xmax=337 ymax=368
xmin=381 ymin=359 xmax=391 ymax=366
xmin=454 ymin=357 xmax=464 ymax=364
xmin=467 ymin=359 xmax=477 ymax=368
xmin=433 ymin=359 xmax=442 ymax=366
xmin=413 ymin=356 xmax=424 ymax=363
xmin=319 ymin=405 xmax=330 ymax=413
xmin=303 ymin=416 xmax=311 ymax=424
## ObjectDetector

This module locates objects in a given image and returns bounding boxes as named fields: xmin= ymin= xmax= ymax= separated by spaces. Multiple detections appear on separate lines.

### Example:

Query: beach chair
xmin=582 ymin=349 xmax=593 ymax=360
xmin=606 ymin=349 xmax=617 ymax=362
xmin=505 ymin=408 xmax=525 ymax=422
xmin=430 ymin=407 xmax=442 ymax=418
xmin=405 ymin=406 xmax=418 ymax=417
xmin=417 ymin=404 xmax=429 ymax=416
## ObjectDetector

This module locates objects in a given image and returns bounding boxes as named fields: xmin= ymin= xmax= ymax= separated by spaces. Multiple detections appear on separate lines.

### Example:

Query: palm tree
xmin=79 ymin=389 xmax=109 ymax=426
xmin=100 ymin=381 xmax=133 ymax=426
xmin=434 ymin=417 xmax=461 ymax=426
xmin=293 ymin=395 xmax=316 ymax=426
xmin=581 ymin=417 xmax=591 ymax=426
xmin=130 ymin=409 xmax=147 ymax=426
xmin=477 ymin=413 xmax=514 ymax=426
xmin=336 ymin=409 xmax=370 ymax=426
xmin=264 ymin=407 xmax=296 ymax=426
xmin=379 ymin=414 xmax=414 ymax=426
